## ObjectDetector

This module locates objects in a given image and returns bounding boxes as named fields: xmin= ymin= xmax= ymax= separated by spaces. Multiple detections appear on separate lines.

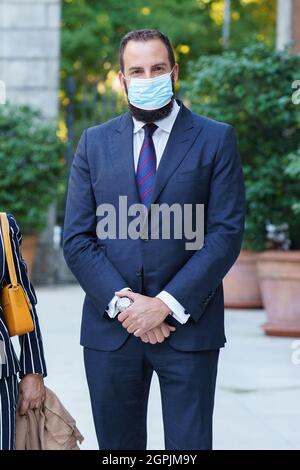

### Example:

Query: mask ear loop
xmin=121 ymin=72 xmax=128 ymax=81
xmin=168 ymin=65 xmax=176 ymax=80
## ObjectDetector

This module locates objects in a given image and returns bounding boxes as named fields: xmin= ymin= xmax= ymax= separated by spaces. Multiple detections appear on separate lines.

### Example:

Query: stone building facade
xmin=0 ymin=0 xmax=60 ymax=118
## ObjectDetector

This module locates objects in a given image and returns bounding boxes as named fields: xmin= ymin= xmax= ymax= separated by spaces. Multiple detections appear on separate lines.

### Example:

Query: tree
xmin=182 ymin=44 xmax=300 ymax=250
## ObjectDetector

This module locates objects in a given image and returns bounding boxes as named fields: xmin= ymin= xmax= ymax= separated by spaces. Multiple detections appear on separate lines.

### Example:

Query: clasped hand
xmin=115 ymin=290 xmax=176 ymax=344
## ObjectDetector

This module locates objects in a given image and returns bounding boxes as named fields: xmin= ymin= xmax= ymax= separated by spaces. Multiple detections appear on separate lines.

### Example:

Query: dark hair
xmin=119 ymin=29 xmax=175 ymax=72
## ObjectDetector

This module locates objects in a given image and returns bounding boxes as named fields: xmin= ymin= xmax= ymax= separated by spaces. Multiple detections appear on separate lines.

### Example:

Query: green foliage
xmin=224 ymin=0 xmax=276 ymax=50
xmin=286 ymin=148 xmax=300 ymax=215
xmin=0 ymin=105 xmax=65 ymax=234
xmin=182 ymin=44 xmax=300 ymax=250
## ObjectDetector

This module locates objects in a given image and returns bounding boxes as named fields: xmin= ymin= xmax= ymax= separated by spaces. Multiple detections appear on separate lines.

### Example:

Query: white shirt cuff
xmin=156 ymin=290 xmax=190 ymax=325
xmin=105 ymin=287 xmax=132 ymax=318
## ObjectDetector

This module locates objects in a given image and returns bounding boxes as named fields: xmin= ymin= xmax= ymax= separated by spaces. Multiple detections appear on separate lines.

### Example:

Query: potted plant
xmin=256 ymin=148 xmax=300 ymax=336
xmin=182 ymin=44 xmax=300 ymax=309
xmin=0 ymin=104 xmax=65 ymax=275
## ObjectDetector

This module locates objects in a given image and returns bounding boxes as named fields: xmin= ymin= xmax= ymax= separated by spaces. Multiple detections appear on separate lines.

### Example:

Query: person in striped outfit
xmin=0 ymin=213 xmax=47 ymax=450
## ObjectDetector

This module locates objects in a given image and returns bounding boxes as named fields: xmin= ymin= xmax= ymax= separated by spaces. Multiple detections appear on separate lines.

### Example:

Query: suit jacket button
xmin=136 ymin=270 xmax=142 ymax=277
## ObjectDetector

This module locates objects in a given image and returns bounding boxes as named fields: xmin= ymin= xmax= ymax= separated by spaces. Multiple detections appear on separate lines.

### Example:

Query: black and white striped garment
xmin=0 ymin=213 xmax=47 ymax=450
xmin=0 ymin=374 xmax=18 ymax=450
xmin=0 ymin=213 xmax=47 ymax=379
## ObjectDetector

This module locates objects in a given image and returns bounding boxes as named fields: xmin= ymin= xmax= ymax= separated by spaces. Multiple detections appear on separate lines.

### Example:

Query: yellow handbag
xmin=0 ymin=212 xmax=34 ymax=337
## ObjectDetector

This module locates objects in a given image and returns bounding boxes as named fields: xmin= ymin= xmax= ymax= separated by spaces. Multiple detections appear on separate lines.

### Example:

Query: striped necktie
xmin=136 ymin=123 xmax=158 ymax=208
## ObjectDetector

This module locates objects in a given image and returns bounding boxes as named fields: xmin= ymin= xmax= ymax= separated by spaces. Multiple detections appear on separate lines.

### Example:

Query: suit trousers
xmin=0 ymin=374 xmax=18 ymax=450
xmin=84 ymin=334 xmax=219 ymax=450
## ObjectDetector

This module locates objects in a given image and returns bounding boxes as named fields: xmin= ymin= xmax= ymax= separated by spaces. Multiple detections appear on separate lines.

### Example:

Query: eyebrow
xmin=128 ymin=62 xmax=168 ymax=72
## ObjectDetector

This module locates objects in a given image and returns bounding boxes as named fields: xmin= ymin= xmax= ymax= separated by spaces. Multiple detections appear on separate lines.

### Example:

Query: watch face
xmin=118 ymin=297 xmax=132 ymax=311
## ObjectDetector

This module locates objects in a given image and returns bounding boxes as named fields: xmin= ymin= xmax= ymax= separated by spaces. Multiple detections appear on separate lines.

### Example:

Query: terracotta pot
xmin=21 ymin=234 xmax=39 ymax=278
xmin=257 ymin=251 xmax=300 ymax=337
xmin=223 ymin=250 xmax=263 ymax=309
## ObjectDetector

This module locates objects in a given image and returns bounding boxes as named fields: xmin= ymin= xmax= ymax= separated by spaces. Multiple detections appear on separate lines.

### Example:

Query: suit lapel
xmin=150 ymin=101 xmax=203 ymax=206
xmin=109 ymin=112 xmax=141 ymax=208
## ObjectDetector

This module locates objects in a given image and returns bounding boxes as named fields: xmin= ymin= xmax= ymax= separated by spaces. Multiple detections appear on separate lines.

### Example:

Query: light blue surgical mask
xmin=122 ymin=67 xmax=175 ymax=110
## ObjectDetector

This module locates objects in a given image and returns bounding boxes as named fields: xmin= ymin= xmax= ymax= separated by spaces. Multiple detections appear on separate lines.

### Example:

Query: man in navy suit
xmin=63 ymin=29 xmax=245 ymax=450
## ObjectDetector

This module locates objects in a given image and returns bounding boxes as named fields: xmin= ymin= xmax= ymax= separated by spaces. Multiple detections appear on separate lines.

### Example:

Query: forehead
xmin=123 ymin=39 xmax=169 ymax=68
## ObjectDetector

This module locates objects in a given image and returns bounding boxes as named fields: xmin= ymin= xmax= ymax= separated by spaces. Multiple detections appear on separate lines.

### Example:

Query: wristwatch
xmin=116 ymin=296 xmax=133 ymax=313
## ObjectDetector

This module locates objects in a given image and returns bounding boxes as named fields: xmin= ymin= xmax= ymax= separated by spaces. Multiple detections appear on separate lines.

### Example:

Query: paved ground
xmin=15 ymin=284 xmax=300 ymax=450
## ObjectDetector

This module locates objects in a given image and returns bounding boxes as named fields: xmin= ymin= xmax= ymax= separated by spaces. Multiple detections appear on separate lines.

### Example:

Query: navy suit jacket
xmin=0 ymin=214 xmax=47 ymax=379
xmin=63 ymin=100 xmax=245 ymax=352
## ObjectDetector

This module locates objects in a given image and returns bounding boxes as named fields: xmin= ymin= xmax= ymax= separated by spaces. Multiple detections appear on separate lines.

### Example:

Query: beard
xmin=124 ymin=79 xmax=176 ymax=123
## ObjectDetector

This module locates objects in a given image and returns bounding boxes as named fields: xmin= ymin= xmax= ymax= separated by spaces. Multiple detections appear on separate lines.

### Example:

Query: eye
xmin=131 ymin=70 xmax=142 ymax=76
xmin=152 ymin=66 xmax=166 ymax=76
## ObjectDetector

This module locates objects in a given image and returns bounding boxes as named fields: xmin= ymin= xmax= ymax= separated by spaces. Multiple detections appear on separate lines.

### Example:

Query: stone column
xmin=0 ymin=0 xmax=61 ymax=284
xmin=276 ymin=0 xmax=300 ymax=54
xmin=292 ymin=0 xmax=300 ymax=53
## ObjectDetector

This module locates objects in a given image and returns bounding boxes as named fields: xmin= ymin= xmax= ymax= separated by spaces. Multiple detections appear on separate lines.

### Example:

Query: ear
xmin=118 ymin=70 xmax=126 ymax=92
xmin=173 ymin=63 xmax=179 ymax=84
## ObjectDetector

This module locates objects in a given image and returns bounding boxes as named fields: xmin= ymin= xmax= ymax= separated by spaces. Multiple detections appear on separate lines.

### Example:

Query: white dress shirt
xmin=105 ymin=100 xmax=190 ymax=324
